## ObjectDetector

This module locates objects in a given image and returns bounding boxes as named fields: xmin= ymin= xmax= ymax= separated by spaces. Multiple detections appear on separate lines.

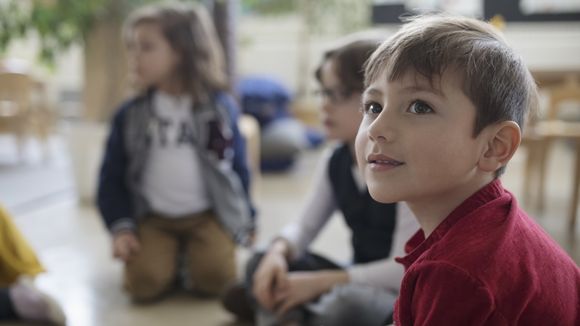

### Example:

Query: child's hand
xmin=274 ymin=272 xmax=327 ymax=315
xmin=112 ymin=231 xmax=140 ymax=262
xmin=275 ymin=270 xmax=349 ymax=316
xmin=252 ymin=247 xmax=289 ymax=311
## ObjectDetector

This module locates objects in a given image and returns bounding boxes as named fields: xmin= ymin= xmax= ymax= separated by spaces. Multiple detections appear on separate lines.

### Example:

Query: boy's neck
xmin=407 ymin=175 xmax=495 ymax=238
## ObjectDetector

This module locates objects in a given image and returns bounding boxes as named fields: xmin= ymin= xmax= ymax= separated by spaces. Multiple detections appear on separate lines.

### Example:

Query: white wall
xmin=236 ymin=14 xmax=340 ymax=97
xmin=501 ymin=22 xmax=580 ymax=71
xmin=237 ymin=17 xmax=580 ymax=96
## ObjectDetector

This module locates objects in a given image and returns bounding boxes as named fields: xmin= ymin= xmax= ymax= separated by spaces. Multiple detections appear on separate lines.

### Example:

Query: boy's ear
xmin=478 ymin=121 xmax=521 ymax=173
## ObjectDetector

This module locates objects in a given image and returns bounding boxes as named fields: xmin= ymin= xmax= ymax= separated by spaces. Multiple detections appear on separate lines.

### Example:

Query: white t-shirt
xmin=141 ymin=91 xmax=210 ymax=217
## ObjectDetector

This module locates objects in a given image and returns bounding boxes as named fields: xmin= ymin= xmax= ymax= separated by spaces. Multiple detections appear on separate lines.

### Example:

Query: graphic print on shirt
xmin=142 ymin=93 xmax=212 ymax=216
xmin=149 ymin=115 xmax=197 ymax=148
xmin=207 ymin=119 xmax=231 ymax=160
xmin=148 ymin=92 xmax=234 ymax=161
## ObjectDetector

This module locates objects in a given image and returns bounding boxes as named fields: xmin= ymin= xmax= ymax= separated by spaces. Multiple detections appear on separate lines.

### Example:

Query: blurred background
xmin=0 ymin=0 xmax=579 ymax=325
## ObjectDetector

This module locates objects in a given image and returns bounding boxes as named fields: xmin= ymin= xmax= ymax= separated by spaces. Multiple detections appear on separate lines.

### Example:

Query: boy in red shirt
xmin=356 ymin=14 xmax=580 ymax=325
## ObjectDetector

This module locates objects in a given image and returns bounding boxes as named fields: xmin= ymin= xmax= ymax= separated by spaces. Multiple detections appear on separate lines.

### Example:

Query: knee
xmin=310 ymin=285 xmax=394 ymax=326
xmin=124 ymin=267 xmax=174 ymax=302
xmin=191 ymin=262 xmax=237 ymax=297
xmin=309 ymin=286 xmax=369 ymax=326
xmin=125 ymin=275 xmax=171 ymax=303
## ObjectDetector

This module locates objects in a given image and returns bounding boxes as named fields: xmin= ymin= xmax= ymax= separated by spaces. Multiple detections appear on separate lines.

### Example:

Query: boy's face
xmin=356 ymin=68 xmax=490 ymax=205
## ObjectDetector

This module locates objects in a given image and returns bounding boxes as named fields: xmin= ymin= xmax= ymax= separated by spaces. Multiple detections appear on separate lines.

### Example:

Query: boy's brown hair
xmin=315 ymin=39 xmax=380 ymax=96
xmin=124 ymin=2 xmax=227 ymax=101
xmin=365 ymin=14 xmax=538 ymax=137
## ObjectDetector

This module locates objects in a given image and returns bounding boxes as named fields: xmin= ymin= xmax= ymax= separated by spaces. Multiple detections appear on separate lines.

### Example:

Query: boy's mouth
xmin=367 ymin=154 xmax=404 ymax=168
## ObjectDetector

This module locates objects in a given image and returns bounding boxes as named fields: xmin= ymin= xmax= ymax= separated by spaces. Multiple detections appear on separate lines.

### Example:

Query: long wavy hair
xmin=124 ymin=2 xmax=227 ymax=102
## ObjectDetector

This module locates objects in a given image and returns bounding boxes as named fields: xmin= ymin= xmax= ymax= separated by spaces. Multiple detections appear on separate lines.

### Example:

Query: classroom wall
xmin=3 ymin=13 xmax=579 ymax=116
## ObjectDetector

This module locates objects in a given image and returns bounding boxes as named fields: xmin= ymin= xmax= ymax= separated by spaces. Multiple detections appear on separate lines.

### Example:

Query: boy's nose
xmin=367 ymin=110 xmax=395 ymax=143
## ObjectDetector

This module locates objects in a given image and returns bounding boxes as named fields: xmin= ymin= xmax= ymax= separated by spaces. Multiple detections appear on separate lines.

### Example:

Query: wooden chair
xmin=522 ymin=75 xmax=580 ymax=231
xmin=0 ymin=71 xmax=54 ymax=161
xmin=27 ymin=82 xmax=55 ymax=158
xmin=0 ymin=72 xmax=34 ymax=160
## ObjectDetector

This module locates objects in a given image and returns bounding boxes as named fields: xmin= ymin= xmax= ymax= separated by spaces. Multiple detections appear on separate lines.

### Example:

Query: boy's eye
xmin=408 ymin=100 xmax=434 ymax=114
xmin=364 ymin=102 xmax=383 ymax=115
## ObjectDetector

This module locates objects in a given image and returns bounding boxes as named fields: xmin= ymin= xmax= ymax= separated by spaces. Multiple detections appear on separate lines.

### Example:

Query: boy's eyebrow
xmin=402 ymin=85 xmax=446 ymax=99
xmin=362 ymin=88 xmax=383 ymax=98
xmin=363 ymin=85 xmax=446 ymax=100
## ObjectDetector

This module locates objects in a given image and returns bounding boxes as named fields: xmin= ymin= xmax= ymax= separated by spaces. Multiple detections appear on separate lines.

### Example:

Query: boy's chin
xmin=367 ymin=187 xmax=400 ymax=204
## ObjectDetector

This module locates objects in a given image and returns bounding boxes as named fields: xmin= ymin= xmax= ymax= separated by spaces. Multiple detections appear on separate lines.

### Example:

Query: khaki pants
xmin=124 ymin=211 xmax=236 ymax=302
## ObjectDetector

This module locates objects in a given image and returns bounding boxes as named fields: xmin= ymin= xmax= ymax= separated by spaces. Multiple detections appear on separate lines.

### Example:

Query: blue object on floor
xmin=238 ymin=76 xmax=317 ymax=172
xmin=236 ymin=76 xmax=291 ymax=127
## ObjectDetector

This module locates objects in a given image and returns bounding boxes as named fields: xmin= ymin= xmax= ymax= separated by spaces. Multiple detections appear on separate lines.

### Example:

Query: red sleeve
xmin=396 ymin=262 xmax=502 ymax=326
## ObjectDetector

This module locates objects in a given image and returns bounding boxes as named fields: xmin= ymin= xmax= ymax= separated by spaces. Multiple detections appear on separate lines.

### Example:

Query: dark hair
xmin=315 ymin=39 xmax=380 ymax=95
xmin=364 ymin=14 xmax=538 ymax=176
xmin=124 ymin=2 xmax=227 ymax=101
xmin=365 ymin=14 xmax=538 ymax=135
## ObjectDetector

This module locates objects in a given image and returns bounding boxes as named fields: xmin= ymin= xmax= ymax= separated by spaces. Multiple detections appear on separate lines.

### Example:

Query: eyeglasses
xmin=314 ymin=88 xmax=353 ymax=104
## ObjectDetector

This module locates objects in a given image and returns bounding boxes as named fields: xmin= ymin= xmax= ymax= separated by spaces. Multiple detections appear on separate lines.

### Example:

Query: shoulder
xmin=398 ymin=260 xmax=501 ymax=325
xmin=432 ymin=202 xmax=565 ymax=270
xmin=213 ymin=91 xmax=239 ymax=116
xmin=407 ymin=260 xmax=482 ymax=283
xmin=111 ymin=93 xmax=148 ymax=123
xmin=403 ymin=260 xmax=493 ymax=302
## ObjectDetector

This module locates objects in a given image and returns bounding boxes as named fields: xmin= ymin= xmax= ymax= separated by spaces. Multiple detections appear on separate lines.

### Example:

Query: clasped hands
xmin=252 ymin=248 xmax=348 ymax=316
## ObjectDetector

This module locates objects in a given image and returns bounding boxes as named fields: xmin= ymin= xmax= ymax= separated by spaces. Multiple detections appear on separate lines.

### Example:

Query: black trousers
xmin=0 ymin=287 xmax=16 ymax=320
xmin=244 ymin=251 xmax=342 ymax=296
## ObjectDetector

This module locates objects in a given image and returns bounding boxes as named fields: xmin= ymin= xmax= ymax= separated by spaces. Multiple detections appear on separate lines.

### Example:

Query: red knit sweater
xmin=394 ymin=180 xmax=580 ymax=325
